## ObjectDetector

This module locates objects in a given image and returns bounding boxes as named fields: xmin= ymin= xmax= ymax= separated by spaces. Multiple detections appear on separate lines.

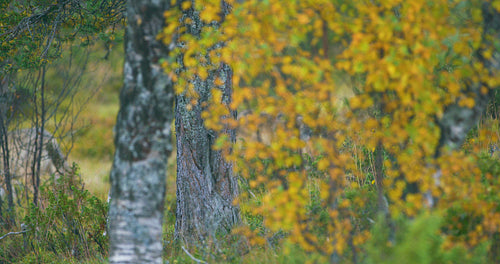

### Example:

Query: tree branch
xmin=0 ymin=228 xmax=28 ymax=241
xmin=181 ymin=246 xmax=207 ymax=264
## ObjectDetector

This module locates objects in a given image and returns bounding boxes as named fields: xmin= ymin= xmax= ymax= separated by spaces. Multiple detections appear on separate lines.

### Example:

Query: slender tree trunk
xmin=0 ymin=122 xmax=14 ymax=223
xmin=0 ymin=74 xmax=16 ymax=225
xmin=32 ymin=65 xmax=47 ymax=206
xmin=108 ymin=0 xmax=175 ymax=263
xmin=175 ymin=63 xmax=240 ymax=245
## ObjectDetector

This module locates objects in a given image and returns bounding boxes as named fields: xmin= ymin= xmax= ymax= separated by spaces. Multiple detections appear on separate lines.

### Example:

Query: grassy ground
xmin=65 ymin=43 xmax=122 ymax=200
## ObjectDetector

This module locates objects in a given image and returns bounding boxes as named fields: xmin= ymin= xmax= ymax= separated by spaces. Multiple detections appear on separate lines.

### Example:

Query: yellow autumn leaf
xmin=458 ymin=97 xmax=475 ymax=108
xmin=297 ymin=14 xmax=310 ymax=25
xmin=317 ymin=158 xmax=329 ymax=171
xmin=181 ymin=1 xmax=191 ymax=10
xmin=350 ymin=96 xmax=362 ymax=109
xmin=200 ymin=5 xmax=218 ymax=22
xmin=214 ymin=77 xmax=224 ymax=86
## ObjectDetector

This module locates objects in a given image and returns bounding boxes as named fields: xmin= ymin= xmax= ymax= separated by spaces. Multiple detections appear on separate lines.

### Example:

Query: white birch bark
xmin=108 ymin=0 xmax=175 ymax=263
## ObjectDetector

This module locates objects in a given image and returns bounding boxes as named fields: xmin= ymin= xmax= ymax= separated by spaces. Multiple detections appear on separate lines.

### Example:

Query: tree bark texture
xmin=175 ymin=64 xmax=240 ymax=245
xmin=108 ymin=0 xmax=174 ymax=263
xmin=174 ymin=1 xmax=239 ymax=244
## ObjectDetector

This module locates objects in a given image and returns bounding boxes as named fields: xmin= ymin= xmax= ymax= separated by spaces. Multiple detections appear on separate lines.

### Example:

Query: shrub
xmin=21 ymin=165 xmax=108 ymax=261
xmin=363 ymin=213 xmax=488 ymax=264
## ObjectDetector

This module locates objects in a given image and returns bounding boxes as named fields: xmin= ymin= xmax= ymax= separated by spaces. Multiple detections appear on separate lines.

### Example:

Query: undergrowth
xmin=0 ymin=165 xmax=108 ymax=263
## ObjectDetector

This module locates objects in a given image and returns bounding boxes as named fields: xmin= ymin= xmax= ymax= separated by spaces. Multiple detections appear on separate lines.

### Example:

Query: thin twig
xmin=0 ymin=230 xmax=28 ymax=241
xmin=181 ymin=246 xmax=207 ymax=264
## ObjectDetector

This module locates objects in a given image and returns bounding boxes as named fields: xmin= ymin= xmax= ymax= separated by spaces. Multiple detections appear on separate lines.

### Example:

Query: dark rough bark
xmin=174 ymin=2 xmax=240 ymax=244
xmin=107 ymin=0 xmax=175 ymax=263
xmin=175 ymin=64 xmax=240 ymax=245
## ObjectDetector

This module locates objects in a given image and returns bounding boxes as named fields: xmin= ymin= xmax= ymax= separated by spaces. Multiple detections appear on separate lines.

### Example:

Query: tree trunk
xmin=0 ymin=73 xmax=16 ymax=225
xmin=175 ymin=63 xmax=240 ymax=245
xmin=107 ymin=0 xmax=175 ymax=263
xmin=173 ymin=1 xmax=239 ymax=245
xmin=31 ymin=65 xmax=47 ymax=206
xmin=436 ymin=3 xmax=499 ymax=155
xmin=428 ymin=3 xmax=499 ymax=208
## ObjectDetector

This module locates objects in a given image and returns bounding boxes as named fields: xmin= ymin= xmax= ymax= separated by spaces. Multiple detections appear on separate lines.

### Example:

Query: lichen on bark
xmin=108 ymin=1 xmax=175 ymax=263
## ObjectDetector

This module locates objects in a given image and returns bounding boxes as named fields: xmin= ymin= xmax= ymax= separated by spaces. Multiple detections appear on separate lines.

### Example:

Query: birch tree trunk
xmin=174 ymin=2 xmax=240 ymax=245
xmin=436 ymin=3 xmax=499 ymax=155
xmin=108 ymin=0 xmax=175 ymax=263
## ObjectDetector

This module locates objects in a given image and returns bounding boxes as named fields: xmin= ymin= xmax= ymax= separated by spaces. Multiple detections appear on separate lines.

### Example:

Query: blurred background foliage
xmin=1 ymin=0 xmax=499 ymax=263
